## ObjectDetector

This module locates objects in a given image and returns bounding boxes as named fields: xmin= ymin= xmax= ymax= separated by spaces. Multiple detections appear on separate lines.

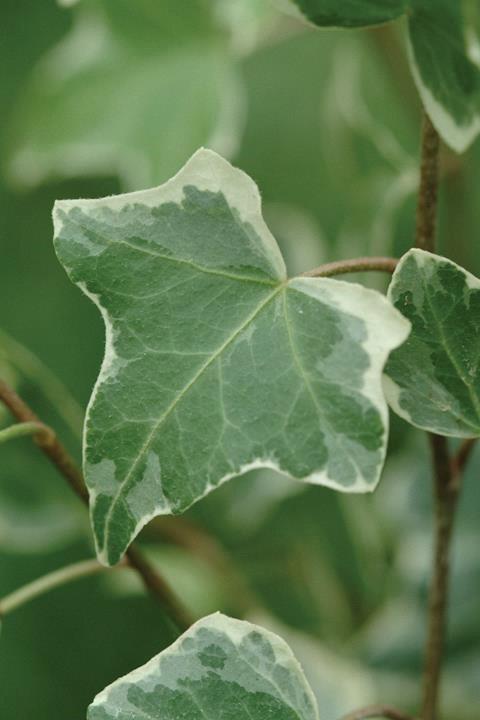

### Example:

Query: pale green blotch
xmin=53 ymin=148 xmax=410 ymax=565
xmin=384 ymin=248 xmax=480 ymax=437
xmin=87 ymin=613 xmax=320 ymax=720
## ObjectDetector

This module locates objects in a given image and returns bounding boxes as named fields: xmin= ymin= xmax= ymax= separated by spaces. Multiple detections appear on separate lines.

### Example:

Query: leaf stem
xmin=300 ymin=256 xmax=398 ymax=278
xmin=338 ymin=705 xmax=416 ymax=720
xmin=0 ymin=378 xmax=193 ymax=632
xmin=0 ymin=558 xmax=126 ymax=618
xmin=0 ymin=421 xmax=50 ymax=445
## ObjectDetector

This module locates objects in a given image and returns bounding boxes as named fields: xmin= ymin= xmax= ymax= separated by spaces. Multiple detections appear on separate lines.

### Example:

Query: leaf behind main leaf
xmin=53 ymin=148 xmax=410 ymax=566
xmin=407 ymin=0 xmax=480 ymax=153
xmin=87 ymin=612 xmax=320 ymax=720
xmin=384 ymin=248 xmax=480 ymax=437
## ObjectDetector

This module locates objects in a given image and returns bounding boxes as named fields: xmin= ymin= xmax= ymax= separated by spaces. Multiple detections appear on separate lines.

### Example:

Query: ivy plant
xmin=0 ymin=2 xmax=479 ymax=720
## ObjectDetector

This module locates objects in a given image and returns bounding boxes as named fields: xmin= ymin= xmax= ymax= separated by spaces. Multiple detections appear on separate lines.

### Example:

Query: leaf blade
xmin=87 ymin=613 xmax=320 ymax=720
xmin=54 ymin=149 xmax=410 ymax=565
xmin=279 ymin=0 xmax=407 ymax=28
xmin=384 ymin=248 xmax=480 ymax=437
xmin=407 ymin=0 xmax=480 ymax=153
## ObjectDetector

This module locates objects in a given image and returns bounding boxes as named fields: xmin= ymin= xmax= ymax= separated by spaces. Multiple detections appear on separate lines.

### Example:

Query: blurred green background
xmin=0 ymin=1 xmax=479 ymax=718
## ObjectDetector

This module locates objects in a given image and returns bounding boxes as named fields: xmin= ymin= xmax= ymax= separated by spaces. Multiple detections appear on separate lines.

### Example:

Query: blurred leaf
xmin=408 ymin=0 xmax=480 ymax=153
xmin=54 ymin=148 xmax=409 ymax=566
xmin=282 ymin=0 xmax=406 ymax=28
xmin=0 ymin=498 xmax=81 ymax=554
xmin=274 ymin=0 xmax=480 ymax=153
xmin=8 ymin=0 xmax=243 ymax=189
xmin=254 ymin=614 xmax=377 ymax=718
xmin=88 ymin=613 xmax=320 ymax=720
xmin=105 ymin=545 xmax=225 ymax=620
xmin=237 ymin=29 xmax=417 ymax=263
xmin=384 ymin=249 xmax=480 ymax=437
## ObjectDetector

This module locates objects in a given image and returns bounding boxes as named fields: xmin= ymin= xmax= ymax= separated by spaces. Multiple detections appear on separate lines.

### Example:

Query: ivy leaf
xmin=87 ymin=613 xmax=320 ymax=720
xmin=407 ymin=0 xmax=480 ymax=154
xmin=9 ymin=0 xmax=241 ymax=189
xmin=384 ymin=249 xmax=480 ymax=437
xmin=279 ymin=0 xmax=480 ymax=153
xmin=279 ymin=0 xmax=406 ymax=28
xmin=53 ymin=148 xmax=410 ymax=566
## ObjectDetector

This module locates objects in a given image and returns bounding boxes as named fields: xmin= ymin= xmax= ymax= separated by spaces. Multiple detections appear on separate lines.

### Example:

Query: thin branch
xmin=0 ymin=378 xmax=192 ymax=632
xmin=0 ymin=378 xmax=88 ymax=502
xmin=415 ymin=113 xmax=440 ymax=252
xmin=0 ymin=421 xmax=52 ymax=445
xmin=300 ymin=256 xmax=398 ymax=278
xmin=338 ymin=705 xmax=416 ymax=720
xmin=148 ymin=516 xmax=258 ymax=615
xmin=413 ymin=110 xmax=459 ymax=720
xmin=0 ymin=327 xmax=84 ymax=438
xmin=0 ymin=558 xmax=127 ymax=618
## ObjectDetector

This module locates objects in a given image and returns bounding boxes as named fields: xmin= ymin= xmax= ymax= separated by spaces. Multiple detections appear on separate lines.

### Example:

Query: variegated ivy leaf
xmin=54 ymin=148 xmax=409 ymax=566
xmin=407 ymin=0 xmax=480 ymax=154
xmin=279 ymin=0 xmax=480 ymax=153
xmin=87 ymin=613 xmax=320 ymax=720
xmin=384 ymin=249 xmax=480 ymax=437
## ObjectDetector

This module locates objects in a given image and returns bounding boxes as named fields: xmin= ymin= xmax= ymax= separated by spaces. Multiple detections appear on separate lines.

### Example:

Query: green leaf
xmin=384 ymin=249 xmax=480 ymax=437
xmin=87 ymin=612 xmax=320 ymax=720
xmin=279 ymin=0 xmax=406 ymax=28
xmin=407 ymin=0 xmax=480 ymax=153
xmin=53 ymin=148 xmax=410 ymax=566
xmin=276 ymin=0 xmax=480 ymax=153
xmin=9 ymin=0 xmax=241 ymax=189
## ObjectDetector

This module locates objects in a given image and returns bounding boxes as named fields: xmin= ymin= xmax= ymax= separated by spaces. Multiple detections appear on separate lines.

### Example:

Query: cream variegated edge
xmin=383 ymin=248 xmax=480 ymax=436
xmin=93 ymin=276 xmax=409 ymax=566
xmin=53 ymin=149 xmax=410 ymax=566
xmin=88 ymin=612 xmax=320 ymax=720
xmin=53 ymin=148 xmax=286 ymax=279
xmin=53 ymin=149 xmax=287 ymax=563
xmin=406 ymin=33 xmax=480 ymax=154
xmin=288 ymin=277 xmax=410 ymax=492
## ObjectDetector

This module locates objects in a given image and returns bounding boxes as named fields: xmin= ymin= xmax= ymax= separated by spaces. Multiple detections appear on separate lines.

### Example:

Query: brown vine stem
xmin=0 ymin=378 xmax=192 ymax=632
xmin=421 ymin=434 xmax=463 ymax=720
xmin=300 ymin=256 xmax=398 ymax=278
xmin=414 ymin=112 xmax=469 ymax=720
xmin=415 ymin=113 xmax=440 ymax=253
xmin=338 ymin=704 xmax=416 ymax=720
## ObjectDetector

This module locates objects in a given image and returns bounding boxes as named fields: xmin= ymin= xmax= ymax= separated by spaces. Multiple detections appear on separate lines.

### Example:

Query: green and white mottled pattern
xmin=279 ymin=0 xmax=480 ymax=153
xmin=54 ymin=148 xmax=409 ymax=565
xmin=384 ymin=249 xmax=480 ymax=437
xmin=87 ymin=613 xmax=320 ymax=720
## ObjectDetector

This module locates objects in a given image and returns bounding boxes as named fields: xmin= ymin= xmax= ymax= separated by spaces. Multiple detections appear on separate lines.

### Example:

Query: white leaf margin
xmin=383 ymin=248 xmax=480 ymax=437
xmin=53 ymin=149 xmax=410 ymax=566
xmin=88 ymin=612 xmax=321 ymax=720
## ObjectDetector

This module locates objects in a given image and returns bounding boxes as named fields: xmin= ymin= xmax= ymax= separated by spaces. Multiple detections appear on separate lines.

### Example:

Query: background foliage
xmin=0 ymin=1 xmax=479 ymax=718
